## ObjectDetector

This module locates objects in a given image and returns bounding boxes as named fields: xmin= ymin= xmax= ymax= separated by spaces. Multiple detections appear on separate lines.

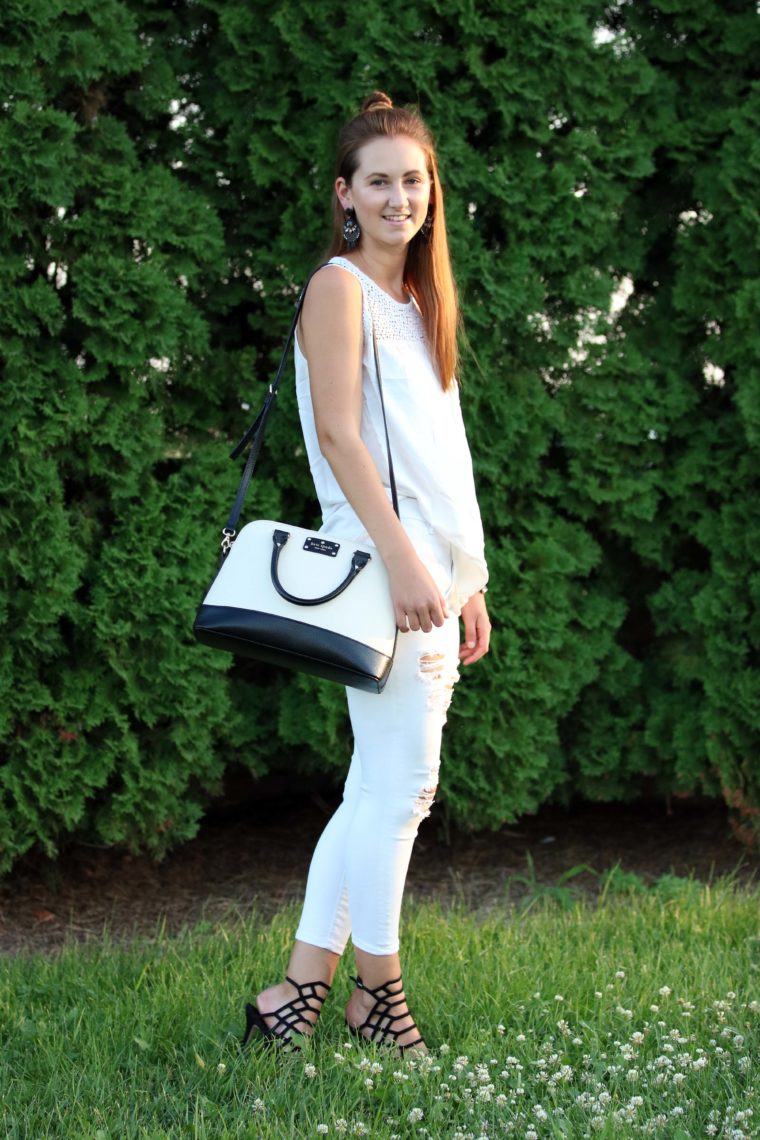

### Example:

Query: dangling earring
xmin=342 ymin=208 xmax=361 ymax=249
xmin=419 ymin=208 xmax=434 ymax=243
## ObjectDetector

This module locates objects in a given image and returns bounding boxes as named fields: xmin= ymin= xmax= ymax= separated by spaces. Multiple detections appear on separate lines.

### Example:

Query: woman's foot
xmin=345 ymin=975 xmax=428 ymax=1055
xmin=242 ymin=976 xmax=330 ymax=1049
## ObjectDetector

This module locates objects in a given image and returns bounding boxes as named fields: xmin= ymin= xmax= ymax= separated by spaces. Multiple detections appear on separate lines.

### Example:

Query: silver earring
xmin=342 ymin=208 xmax=361 ymax=249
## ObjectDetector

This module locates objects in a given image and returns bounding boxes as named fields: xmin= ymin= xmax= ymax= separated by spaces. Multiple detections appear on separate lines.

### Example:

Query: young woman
xmin=242 ymin=92 xmax=490 ymax=1055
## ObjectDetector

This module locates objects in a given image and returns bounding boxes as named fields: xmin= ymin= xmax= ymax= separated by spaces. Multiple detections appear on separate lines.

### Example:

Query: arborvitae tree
xmin=1 ymin=0 xmax=757 ymax=873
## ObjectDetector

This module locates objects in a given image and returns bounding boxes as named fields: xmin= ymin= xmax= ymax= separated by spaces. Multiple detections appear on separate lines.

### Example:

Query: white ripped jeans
xmin=294 ymin=513 xmax=461 ymax=956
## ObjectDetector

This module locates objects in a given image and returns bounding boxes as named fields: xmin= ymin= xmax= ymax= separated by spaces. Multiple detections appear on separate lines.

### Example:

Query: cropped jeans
xmin=294 ymin=513 xmax=461 ymax=956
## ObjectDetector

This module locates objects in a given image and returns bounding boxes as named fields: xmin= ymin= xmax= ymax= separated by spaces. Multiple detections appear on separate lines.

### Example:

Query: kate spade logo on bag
xmin=303 ymin=537 xmax=340 ymax=558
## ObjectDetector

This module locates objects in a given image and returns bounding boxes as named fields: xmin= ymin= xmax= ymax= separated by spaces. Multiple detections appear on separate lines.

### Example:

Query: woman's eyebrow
xmin=363 ymin=169 xmax=426 ymax=179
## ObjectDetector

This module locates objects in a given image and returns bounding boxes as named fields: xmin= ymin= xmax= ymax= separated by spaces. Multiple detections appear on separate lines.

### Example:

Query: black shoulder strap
xmin=220 ymin=263 xmax=399 ymax=554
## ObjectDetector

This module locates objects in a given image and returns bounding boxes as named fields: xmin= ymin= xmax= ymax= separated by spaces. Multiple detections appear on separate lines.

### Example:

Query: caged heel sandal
xmin=241 ymin=976 xmax=331 ymax=1050
xmin=346 ymin=974 xmax=426 ymax=1055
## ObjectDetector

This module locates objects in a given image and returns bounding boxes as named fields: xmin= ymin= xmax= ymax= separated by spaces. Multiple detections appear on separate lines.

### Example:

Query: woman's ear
xmin=335 ymin=177 xmax=352 ymax=210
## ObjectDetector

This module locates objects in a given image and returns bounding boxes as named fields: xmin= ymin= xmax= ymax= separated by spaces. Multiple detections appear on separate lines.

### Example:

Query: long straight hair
xmin=326 ymin=92 xmax=461 ymax=391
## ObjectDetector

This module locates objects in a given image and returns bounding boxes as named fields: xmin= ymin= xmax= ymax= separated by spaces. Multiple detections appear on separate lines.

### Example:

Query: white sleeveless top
xmin=294 ymin=256 xmax=488 ymax=615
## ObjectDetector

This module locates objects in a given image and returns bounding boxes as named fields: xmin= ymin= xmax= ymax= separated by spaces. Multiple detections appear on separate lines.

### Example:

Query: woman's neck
xmin=346 ymin=247 xmax=408 ymax=303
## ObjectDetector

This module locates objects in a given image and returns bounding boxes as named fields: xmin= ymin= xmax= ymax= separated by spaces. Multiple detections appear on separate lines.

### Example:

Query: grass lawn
xmin=2 ymin=871 xmax=758 ymax=1138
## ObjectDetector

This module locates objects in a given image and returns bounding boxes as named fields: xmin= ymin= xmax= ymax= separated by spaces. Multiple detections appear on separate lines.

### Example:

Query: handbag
xmin=193 ymin=266 xmax=399 ymax=693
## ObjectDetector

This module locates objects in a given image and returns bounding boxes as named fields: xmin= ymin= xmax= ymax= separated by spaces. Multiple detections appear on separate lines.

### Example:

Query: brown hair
xmin=326 ymin=91 xmax=461 ymax=390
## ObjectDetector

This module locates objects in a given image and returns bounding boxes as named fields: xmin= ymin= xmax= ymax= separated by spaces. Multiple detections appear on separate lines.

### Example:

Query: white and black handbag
xmin=193 ymin=267 xmax=399 ymax=693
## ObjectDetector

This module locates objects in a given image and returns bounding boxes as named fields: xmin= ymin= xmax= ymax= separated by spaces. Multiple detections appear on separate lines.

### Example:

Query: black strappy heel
xmin=347 ymin=974 xmax=426 ymax=1054
xmin=241 ymin=976 xmax=331 ymax=1050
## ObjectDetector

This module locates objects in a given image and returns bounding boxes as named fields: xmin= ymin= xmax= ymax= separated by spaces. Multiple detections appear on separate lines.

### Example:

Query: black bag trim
xmin=194 ymin=605 xmax=396 ymax=694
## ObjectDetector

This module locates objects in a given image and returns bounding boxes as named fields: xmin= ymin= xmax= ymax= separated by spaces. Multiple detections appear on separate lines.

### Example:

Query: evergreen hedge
xmin=1 ymin=0 xmax=757 ymax=874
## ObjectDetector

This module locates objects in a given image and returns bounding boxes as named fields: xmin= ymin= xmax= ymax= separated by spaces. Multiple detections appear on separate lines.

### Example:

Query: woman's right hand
xmin=385 ymin=550 xmax=449 ymax=633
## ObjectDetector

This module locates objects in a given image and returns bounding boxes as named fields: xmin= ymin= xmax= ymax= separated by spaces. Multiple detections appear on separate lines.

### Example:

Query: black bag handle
xmin=220 ymin=263 xmax=399 ymax=556
xmin=270 ymin=529 xmax=371 ymax=606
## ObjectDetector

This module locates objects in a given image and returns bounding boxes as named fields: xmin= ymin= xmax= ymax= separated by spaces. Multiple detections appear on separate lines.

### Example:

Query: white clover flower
xmin=525 ymin=1131 xmax=538 ymax=1140
xmin=334 ymin=1052 xmax=344 ymax=1062
xmin=351 ymin=1125 xmax=368 ymax=1138
xmin=393 ymin=1070 xmax=409 ymax=1081
xmin=304 ymin=1063 xmax=317 ymax=1079
xmin=554 ymin=994 xmax=564 ymax=1002
xmin=615 ymin=969 xmax=626 ymax=979
xmin=659 ymin=986 xmax=672 ymax=997
xmin=317 ymin=1128 xmax=329 ymax=1136
xmin=408 ymin=1107 xmax=424 ymax=1123
xmin=252 ymin=1097 xmax=265 ymax=1114
xmin=439 ymin=1043 xmax=450 ymax=1054
xmin=631 ymin=1031 xmax=645 ymax=1045
xmin=516 ymin=1033 xmax=526 ymax=1042
xmin=650 ymin=1004 xmax=659 ymax=1012
xmin=364 ymin=1078 xmax=373 ymax=1090
xmin=335 ymin=1123 xmax=348 ymax=1136
xmin=627 ymin=1069 xmax=639 ymax=1081
xmin=532 ymin=1105 xmax=549 ymax=1121
xmin=217 ymin=1062 xmax=226 ymax=1073
xmin=671 ymin=1106 xmax=685 ymax=1117
xmin=495 ymin=1094 xmax=508 ymax=1108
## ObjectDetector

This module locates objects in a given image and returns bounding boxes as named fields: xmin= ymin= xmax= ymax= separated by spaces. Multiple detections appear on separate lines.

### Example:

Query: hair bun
xmin=361 ymin=91 xmax=394 ymax=113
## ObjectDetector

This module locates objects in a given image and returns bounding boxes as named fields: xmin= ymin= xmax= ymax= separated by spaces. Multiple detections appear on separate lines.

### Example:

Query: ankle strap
xmin=286 ymin=975 xmax=331 ymax=999
xmin=351 ymin=974 xmax=402 ymax=998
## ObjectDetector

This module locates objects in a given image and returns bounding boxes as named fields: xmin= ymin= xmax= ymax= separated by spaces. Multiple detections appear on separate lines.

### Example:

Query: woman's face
xmin=336 ymin=135 xmax=431 ymax=251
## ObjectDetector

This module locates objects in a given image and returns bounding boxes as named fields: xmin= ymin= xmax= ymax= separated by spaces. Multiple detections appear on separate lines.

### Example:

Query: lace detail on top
xmin=329 ymin=257 xmax=427 ymax=343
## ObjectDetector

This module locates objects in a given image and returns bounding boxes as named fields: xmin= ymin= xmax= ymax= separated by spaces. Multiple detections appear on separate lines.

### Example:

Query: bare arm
xmin=299 ymin=266 xmax=447 ymax=633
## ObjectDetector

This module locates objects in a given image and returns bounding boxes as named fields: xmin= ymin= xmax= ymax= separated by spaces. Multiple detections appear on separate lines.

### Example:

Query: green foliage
xmin=1 ymin=0 xmax=758 ymax=872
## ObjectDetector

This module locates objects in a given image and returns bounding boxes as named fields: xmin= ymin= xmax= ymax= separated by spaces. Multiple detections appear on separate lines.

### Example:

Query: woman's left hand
xmin=459 ymin=592 xmax=491 ymax=666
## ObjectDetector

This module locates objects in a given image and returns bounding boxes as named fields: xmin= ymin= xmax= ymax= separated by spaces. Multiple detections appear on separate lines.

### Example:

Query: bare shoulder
xmin=300 ymin=264 xmax=363 ymax=359
xmin=302 ymin=262 xmax=362 ymax=322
